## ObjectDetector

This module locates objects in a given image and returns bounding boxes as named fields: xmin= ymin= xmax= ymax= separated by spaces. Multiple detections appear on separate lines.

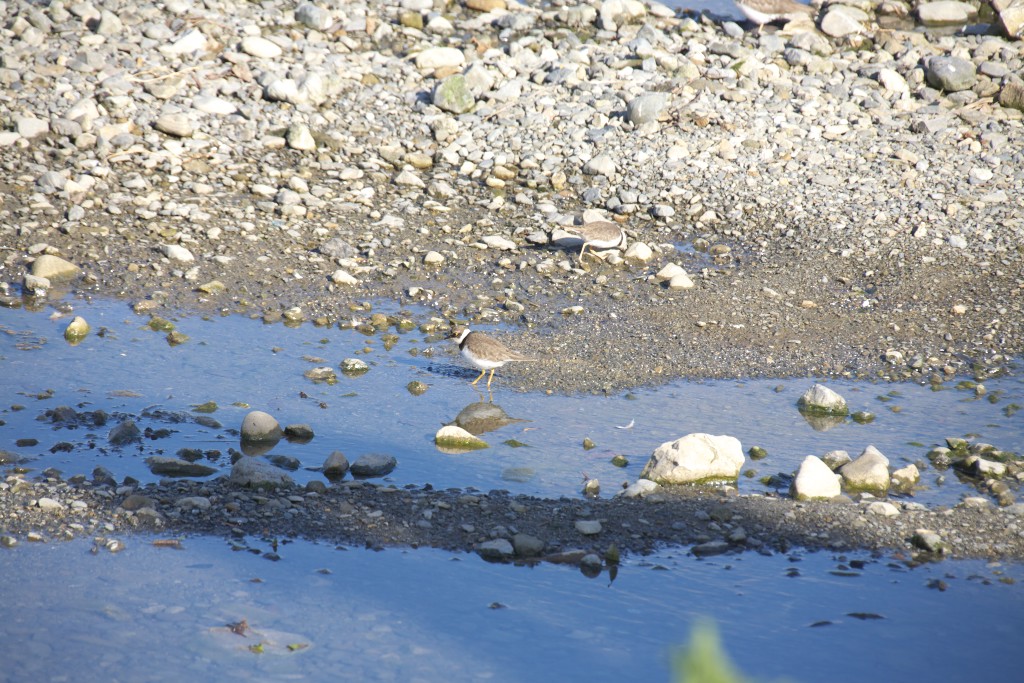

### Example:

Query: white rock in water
xmin=240 ymin=35 xmax=283 ymax=58
xmin=64 ymin=316 xmax=90 ymax=342
xmin=340 ymin=358 xmax=369 ymax=374
xmin=640 ymin=433 xmax=744 ymax=484
xmin=791 ymin=455 xmax=841 ymax=500
xmin=435 ymin=425 xmax=489 ymax=450
xmin=840 ymin=445 xmax=891 ymax=492
xmin=240 ymin=410 xmax=282 ymax=442
xmin=161 ymin=244 xmax=195 ymax=262
xmin=797 ymin=383 xmax=849 ymax=415
xmin=891 ymin=463 xmax=920 ymax=491
xmin=575 ymin=519 xmax=602 ymax=535
xmin=415 ymin=46 xmax=465 ymax=71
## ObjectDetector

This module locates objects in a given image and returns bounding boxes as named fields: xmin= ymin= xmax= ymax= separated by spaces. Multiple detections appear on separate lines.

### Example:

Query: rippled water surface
xmin=1 ymin=536 xmax=1021 ymax=683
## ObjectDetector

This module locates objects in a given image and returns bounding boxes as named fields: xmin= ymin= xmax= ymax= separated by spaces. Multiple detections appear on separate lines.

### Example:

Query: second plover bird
xmin=449 ymin=327 xmax=534 ymax=389
xmin=563 ymin=221 xmax=627 ymax=263
xmin=733 ymin=0 xmax=815 ymax=28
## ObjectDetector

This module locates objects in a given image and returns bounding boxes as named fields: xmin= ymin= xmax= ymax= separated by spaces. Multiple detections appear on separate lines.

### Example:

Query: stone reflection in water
xmin=800 ymin=411 xmax=847 ymax=432
xmin=452 ymin=400 xmax=526 ymax=435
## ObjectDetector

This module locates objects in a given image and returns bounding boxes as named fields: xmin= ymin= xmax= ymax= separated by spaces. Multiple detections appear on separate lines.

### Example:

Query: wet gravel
xmin=3 ymin=474 xmax=1024 ymax=563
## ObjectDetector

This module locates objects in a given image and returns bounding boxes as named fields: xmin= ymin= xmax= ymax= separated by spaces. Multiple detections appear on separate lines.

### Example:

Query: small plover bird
xmin=733 ymin=0 xmax=815 ymax=28
xmin=450 ymin=327 xmax=534 ymax=389
xmin=563 ymin=221 xmax=627 ymax=263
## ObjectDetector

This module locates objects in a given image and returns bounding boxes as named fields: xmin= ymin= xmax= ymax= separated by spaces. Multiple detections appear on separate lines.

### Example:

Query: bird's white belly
xmin=739 ymin=5 xmax=779 ymax=23
xmin=462 ymin=349 xmax=505 ymax=369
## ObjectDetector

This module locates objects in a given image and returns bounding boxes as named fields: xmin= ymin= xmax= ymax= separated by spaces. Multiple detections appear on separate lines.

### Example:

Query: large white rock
xmin=240 ymin=410 xmax=282 ymax=442
xmin=640 ymin=433 xmax=744 ymax=484
xmin=797 ymin=383 xmax=848 ymax=415
xmin=791 ymin=455 xmax=841 ymax=500
xmin=840 ymin=445 xmax=891 ymax=492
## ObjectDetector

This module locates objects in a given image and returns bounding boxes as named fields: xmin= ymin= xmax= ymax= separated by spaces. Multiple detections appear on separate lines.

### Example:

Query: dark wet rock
xmin=109 ymin=420 xmax=142 ymax=445
xmin=453 ymin=402 xmax=523 ymax=434
xmin=48 ymin=405 xmax=79 ymax=423
xmin=350 ymin=453 xmax=397 ymax=477
xmin=406 ymin=381 xmax=428 ymax=396
xmin=240 ymin=410 xmax=283 ymax=443
xmin=268 ymin=454 xmax=301 ymax=471
xmin=229 ymin=456 xmax=294 ymax=489
xmin=145 ymin=457 xmax=217 ymax=478
xmin=92 ymin=467 xmax=117 ymax=487
xmin=284 ymin=424 xmax=314 ymax=441
xmin=512 ymin=533 xmax=545 ymax=557
xmin=0 ymin=450 xmax=24 ymax=464
xmin=323 ymin=451 xmax=350 ymax=480
xmin=911 ymin=529 xmax=947 ymax=554
xmin=120 ymin=494 xmax=157 ymax=511
xmin=691 ymin=539 xmax=731 ymax=557
xmin=476 ymin=538 xmax=514 ymax=561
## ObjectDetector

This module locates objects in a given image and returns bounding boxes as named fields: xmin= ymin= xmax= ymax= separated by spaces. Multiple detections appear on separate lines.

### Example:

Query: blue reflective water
xmin=1 ymin=298 xmax=1021 ymax=508
xmin=0 ymin=536 xmax=1020 ymax=682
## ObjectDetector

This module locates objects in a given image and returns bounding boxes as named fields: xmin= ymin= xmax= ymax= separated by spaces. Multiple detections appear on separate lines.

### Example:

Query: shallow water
xmin=0 ymin=535 xmax=1020 ymax=683
xmin=2 ymin=296 xmax=1023 ymax=681
xmin=1 ymin=297 xmax=1021 ymax=508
